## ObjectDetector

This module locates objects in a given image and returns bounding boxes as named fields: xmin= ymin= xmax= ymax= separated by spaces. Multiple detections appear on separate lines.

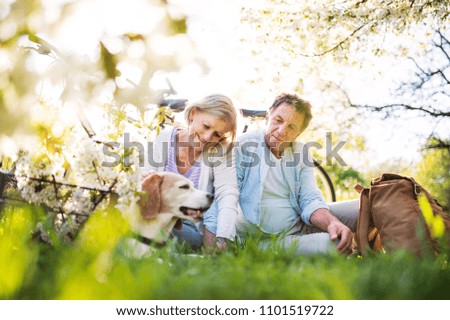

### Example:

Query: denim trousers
xmin=171 ymin=220 xmax=203 ymax=250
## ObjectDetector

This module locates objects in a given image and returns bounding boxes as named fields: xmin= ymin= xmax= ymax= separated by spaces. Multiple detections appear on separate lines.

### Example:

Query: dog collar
xmin=132 ymin=233 xmax=166 ymax=248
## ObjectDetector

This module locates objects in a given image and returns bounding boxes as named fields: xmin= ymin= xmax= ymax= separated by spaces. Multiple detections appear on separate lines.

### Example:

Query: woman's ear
xmin=188 ymin=107 xmax=197 ymax=123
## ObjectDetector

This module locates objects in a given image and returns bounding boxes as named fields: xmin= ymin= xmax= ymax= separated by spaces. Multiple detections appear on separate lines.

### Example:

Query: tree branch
xmin=299 ymin=20 xmax=376 ymax=57
xmin=351 ymin=103 xmax=450 ymax=117
xmin=423 ymin=139 xmax=450 ymax=153
xmin=433 ymin=37 xmax=450 ymax=62
xmin=438 ymin=29 xmax=450 ymax=46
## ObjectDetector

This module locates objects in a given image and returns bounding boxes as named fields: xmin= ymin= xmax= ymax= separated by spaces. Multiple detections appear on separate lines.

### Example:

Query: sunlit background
xmin=1 ymin=0 xmax=449 ymax=205
xmin=17 ymin=0 xmax=445 ymax=165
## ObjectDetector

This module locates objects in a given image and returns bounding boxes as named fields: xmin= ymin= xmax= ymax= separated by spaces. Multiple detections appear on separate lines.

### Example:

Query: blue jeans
xmin=171 ymin=220 xmax=203 ymax=250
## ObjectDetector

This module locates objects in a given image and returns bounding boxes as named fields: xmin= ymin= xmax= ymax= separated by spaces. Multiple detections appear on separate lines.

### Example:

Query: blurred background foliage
xmin=416 ymin=143 xmax=450 ymax=211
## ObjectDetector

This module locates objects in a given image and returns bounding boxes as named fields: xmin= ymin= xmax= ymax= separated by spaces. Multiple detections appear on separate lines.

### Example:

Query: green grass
xmin=1 ymin=205 xmax=449 ymax=300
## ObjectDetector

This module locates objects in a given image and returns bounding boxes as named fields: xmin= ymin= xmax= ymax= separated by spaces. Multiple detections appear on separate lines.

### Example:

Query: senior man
xmin=235 ymin=93 xmax=358 ymax=255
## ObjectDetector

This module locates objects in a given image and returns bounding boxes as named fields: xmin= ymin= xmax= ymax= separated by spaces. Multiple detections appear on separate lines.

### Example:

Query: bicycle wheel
xmin=313 ymin=160 xmax=336 ymax=203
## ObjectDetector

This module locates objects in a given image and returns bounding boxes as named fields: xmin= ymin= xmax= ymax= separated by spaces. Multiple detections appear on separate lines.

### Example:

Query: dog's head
xmin=139 ymin=172 xmax=213 ymax=222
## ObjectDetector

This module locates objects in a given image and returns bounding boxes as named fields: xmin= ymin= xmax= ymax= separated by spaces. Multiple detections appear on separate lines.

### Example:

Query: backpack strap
xmin=374 ymin=173 xmax=421 ymax=197
xmin=355 ymin=185 xmax=371 ymax=255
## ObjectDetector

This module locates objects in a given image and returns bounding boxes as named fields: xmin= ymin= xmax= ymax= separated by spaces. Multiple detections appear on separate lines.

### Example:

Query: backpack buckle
xmin=354 ymin=184 xmax=365 ymax=194
xmin=414 ymin=183 xmax=420 ymax=196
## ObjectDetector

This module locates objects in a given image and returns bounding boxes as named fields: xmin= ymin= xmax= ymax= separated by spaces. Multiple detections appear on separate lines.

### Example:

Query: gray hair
xmin=184 ymin=94 xmax=237 ymax=143
xmin=269 ymin=93 xmax=313 ymax=131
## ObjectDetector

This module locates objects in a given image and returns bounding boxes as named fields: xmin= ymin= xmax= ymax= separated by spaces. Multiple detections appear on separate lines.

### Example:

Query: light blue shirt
xmin=235 ymin=130 xmax=329 ymax=234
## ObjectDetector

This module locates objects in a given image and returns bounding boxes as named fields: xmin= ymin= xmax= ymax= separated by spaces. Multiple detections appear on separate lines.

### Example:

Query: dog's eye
xmin=179 ymin=184 xmax=190 ymax=190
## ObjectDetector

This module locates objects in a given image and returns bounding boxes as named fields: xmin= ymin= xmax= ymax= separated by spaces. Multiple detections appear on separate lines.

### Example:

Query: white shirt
xmin=260 ymin=151 xmax=298 ymax=234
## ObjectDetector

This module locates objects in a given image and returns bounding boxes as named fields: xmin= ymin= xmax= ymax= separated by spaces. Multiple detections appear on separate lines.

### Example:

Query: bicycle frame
xmin=163 ymin=103 xmax=336 ymax=202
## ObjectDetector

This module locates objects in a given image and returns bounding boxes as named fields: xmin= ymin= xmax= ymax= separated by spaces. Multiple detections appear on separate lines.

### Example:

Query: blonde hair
xmin=184 ymin=94 xmax=237 ymax=144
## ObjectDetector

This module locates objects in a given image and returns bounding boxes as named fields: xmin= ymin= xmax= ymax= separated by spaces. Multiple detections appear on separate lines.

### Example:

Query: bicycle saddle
xmin=159 ymin=99 xmax=188 ymax=112
xmin=239 ymin=109 xmax=267 ymax=118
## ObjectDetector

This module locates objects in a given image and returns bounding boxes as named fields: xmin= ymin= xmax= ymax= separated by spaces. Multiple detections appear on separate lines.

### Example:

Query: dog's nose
xmin=207 ymin=193 xmax=214 ymax=202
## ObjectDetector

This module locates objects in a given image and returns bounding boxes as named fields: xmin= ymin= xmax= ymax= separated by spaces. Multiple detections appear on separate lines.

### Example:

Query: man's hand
xmin=327 ymin=221 xmax=353 ymax=255
xmin=310 ymin=208 xmax=353 ymax=255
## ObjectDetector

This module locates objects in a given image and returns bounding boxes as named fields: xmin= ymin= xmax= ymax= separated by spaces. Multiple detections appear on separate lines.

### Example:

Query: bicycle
xmin=158 ymin=100 xmax=336 ymax=203
xmin=1 ymin=86 xmax=336 ymax=219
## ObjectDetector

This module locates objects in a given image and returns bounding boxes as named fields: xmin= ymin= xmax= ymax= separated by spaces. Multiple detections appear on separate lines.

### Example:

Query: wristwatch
xmin=216 ymin=237 xmax=227 ymax=245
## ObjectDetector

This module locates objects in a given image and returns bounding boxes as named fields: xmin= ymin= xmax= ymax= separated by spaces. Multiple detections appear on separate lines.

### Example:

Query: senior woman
xmin=145 ymin=94 xmax=239 ymax=250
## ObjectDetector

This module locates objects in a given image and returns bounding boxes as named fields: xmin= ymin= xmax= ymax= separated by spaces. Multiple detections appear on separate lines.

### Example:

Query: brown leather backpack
xmin=355 ymin=173 xmax=450 ymax=256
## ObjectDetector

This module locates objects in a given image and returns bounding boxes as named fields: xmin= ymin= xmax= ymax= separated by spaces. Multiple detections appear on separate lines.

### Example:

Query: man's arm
xmin=234 ymin=140 xmax=244 ymax=189
xmin=310 ymin=208 xmax=353 ymax=255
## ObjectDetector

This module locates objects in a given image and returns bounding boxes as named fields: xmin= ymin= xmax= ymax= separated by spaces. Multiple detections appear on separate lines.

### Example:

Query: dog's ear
xmin=141 ymin=170 xmax=155 ymax=180
xmin=174 ymin=219 xmax=183 ymax=230
xmin=140 ymin=173 xmax=164 ymax=220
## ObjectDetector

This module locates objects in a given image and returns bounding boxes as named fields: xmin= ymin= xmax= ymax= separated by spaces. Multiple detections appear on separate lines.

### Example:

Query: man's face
xmin=264 ymin=102 xmax=305 ymax=157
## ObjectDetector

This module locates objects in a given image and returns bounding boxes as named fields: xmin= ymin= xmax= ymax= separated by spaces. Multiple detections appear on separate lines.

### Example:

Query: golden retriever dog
xmin=127 ymin=172 xmax=213 ymax=256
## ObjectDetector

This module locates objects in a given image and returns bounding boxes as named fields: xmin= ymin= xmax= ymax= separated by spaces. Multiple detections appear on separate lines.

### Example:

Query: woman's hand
xmin=203 ymin=229 xmax=227 ymax=253
xmin=215 ymin=237 xmax=228 ymax=251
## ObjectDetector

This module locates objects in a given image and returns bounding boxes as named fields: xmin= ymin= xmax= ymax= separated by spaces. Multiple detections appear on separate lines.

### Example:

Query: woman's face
xmin=187 ymin=109 xmax=230 ymax=151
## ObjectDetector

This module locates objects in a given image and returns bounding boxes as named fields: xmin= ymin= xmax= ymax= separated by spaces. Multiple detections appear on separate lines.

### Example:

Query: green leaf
xmin=100 ymin=42 xmax=119 ymax=79
xmin=167 ymin=15 xmax=187 ymax=35
xmin=418 ymin=193 xmax=444 ymax=239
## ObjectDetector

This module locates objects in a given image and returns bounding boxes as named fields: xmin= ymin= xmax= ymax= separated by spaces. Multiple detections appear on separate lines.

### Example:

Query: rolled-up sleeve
xmin=298 ymin=163 xmax=329 ymax=225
